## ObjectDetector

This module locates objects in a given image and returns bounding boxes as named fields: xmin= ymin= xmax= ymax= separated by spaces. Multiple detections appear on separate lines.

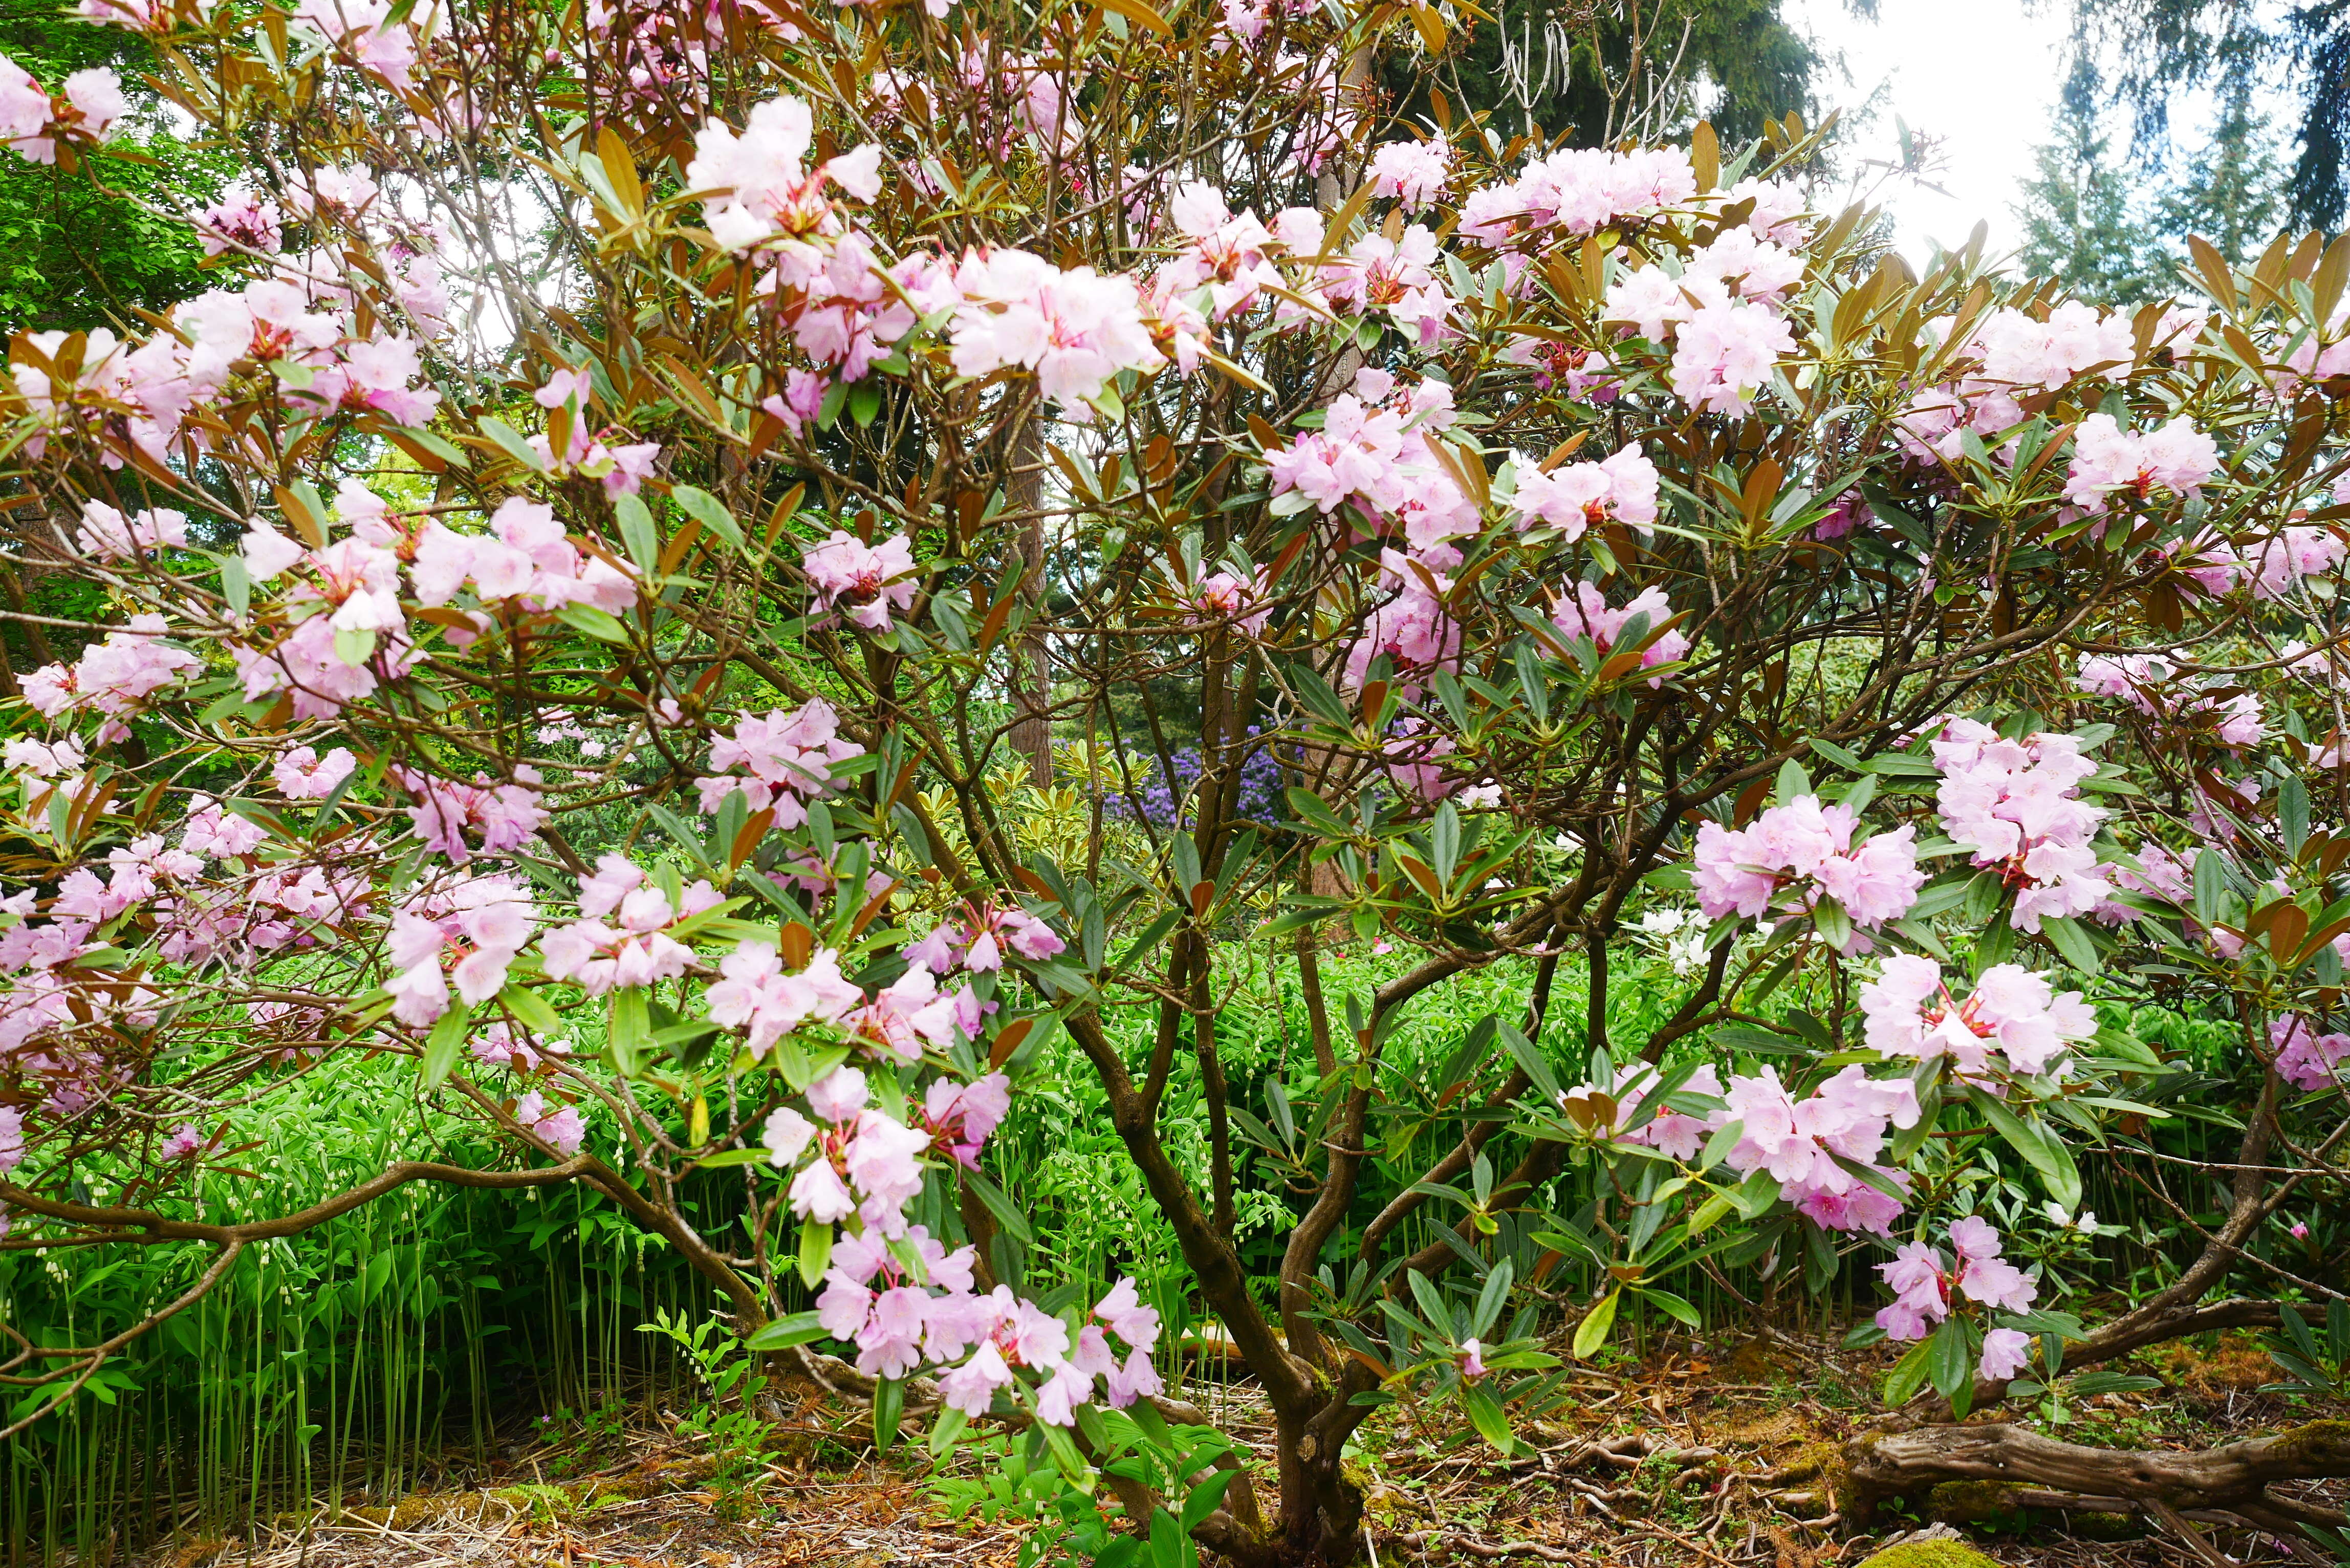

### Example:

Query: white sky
xmin=1788 ymin=0 xmax=2080 ymax=262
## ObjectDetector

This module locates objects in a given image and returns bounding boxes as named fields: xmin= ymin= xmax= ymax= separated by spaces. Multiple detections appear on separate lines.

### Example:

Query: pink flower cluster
xmin=1264 ymin=372 xmax=1474 ymax=556
xmin=23 ymin=616 xmax=202 ymax=742
xmin=800 ymin=532 xmax=918 ymax=632
xmin=905 ymin=900 xmax=1068 ymax=973
xmin=1721 ymin=1064 xmax=1920 ymax=1234
xmin=1549 ymin=583 xmax=1691 ymax=689
xmin=684 ymin=95 xmax=883 ymax=253
xmin=2272 ymin=1017 xmax=2350 ymax=1092
xmin=385 ymin=874 xmax=538 ymax=1027
xmin=2075 ymin=653 xmax=2264 ymax=750
xmin=1602 ymin=229 xmax=1804 ymax=415
xmin=1931 ymin=721 xmax=2111 ymax=932
xmin=512 ymin=1089 xmax=585 ymax=1155
xmin=395 ymin=767 xmax=548 ymax=864
xmin=948 ymin=248 xmax=1166 ymax=413
xmin=1876 ymin=1216 xmax=2038 ymax=1381
xmin=1184 ymin=569 xmax=1274 ymax=637
xmin=1507 ymin=444 xmax=1659 ymax=538
xmin=707 ymin=942 xmax=864 ymax=1054
xmin=2184 ymin=526 xmax=2346 ymax=601
xmin=1691 ymin=795 xmax=1922 ymax=944
xmin=1861 ymin=957 xmax=2096 ymax=1080
xmin=526 ymin=374 xmax=661 ymax=496
xmin=1366 ymin=137 xmax=1452 ymax=210
xmin=1898 ymin=304 xmax=2137 ymax=461
xmin=2063 ymin=415 xmax=2218 ymax=512
xmin=273 ymin=745 xmax=359 ymax=800
xmin=817 ymin=1226 xmax=1164 ymax=1422
xmin=1342 ymin=549 xmax=1460 ymax=696
xmin=697 ymin=699 xmax=866 ymax=823
xmin=291 ymin=0 xmax=418 ymax=88
xmin=0 ymin=54 xmax=125 ymax=164
xmin=1458 ymin=146 xmax=1696 ymax=247
xmin=538 ymin=855 xmax=724 ymax=995
xmin=76 ymin=501 xmax=188 ymax=561
xmin=1568 ymin=1061 xmax=1919 ymax=1234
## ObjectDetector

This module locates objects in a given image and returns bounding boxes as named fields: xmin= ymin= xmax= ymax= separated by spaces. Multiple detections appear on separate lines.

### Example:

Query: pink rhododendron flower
xmin=2271 ymin=1016 xmax=2350 ymax=1091
xmin=1875 ymin=1218 xmax=2039 ymax=1342
xmin=2064 ymin=414 xmax=2218 ymax=511
xmin=1861 ymin=957 xmax=2097 ymax=1080
xmin=1508 ymin=444 xmax=1659 ymax=538
xmin=801 ymin=531 xmax=918 ymax=632
xmin=384 ymin=875 xmax=538 ymax=1027
xmin=273 ymin=745 xmax=358 ymax=801
xmin=1692 ymin=795 xmax=1923 ymax=942
xmin=1979 ymin=1326 xmax=2033 ymax=1382
xmin=708 ymin=940 xmax=864 ymax=1055
xmin=538 ymin=859 xmax=722 ymax=995
xmin=1930 ymin=720 xmax=2112 ymax=932
xmin=696 ymin=699 xmax=866 ymax=821
xmin=1366 ymin=137 xmax=1452 ymax=210
xmin=1549 ymin=582 xmax=1690 ymax=688
xmin=395 ymin=766 xmax=547 ymax=864
xmin=513 ymin=1090 xmax=585 ymax=1155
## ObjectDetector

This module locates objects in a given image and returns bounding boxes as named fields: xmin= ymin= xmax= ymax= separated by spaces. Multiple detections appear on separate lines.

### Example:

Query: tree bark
xmin=1842 ymin=1419 xmax=2350 ymax=1527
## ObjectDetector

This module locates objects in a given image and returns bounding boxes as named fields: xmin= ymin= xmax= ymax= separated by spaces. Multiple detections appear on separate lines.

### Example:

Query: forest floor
xmin=139 ymin=1329 xmax=2343 ymax=1568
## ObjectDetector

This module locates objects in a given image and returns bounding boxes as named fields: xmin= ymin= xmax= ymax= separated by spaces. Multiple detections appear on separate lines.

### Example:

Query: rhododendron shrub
xmin=4 ymin=0 xmax=2350 ymax=1556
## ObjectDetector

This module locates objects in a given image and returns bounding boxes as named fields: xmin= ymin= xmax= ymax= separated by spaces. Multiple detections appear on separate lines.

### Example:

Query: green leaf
xmin=2039 ymin=914 xmax=2099 ymax=973
xmin=797 ymin=1214 xmax=833 ymax=1289
xmin=1151 ymin=1507 xmax=1193 ymax=1568
xmin=2281 ymin=774 xmax=2311 ymax=858
xmin=1572 ymin=1290 xmax=1620 ymax=1359
xmin=608 ymin=989 xmax=650 ymax=1077
xmin=927 ymin=1404 xmax=970 ymax=1458
xmin=744 ymin=1311 xmax=830 ymax=1351
xmin=1882 ymin=1338 xmax=1932 ymax=1407
xmin=1498 ymin=1023 xmax=1561 ymax=1103
xmin=872 ymin=1377 xmax=903 ymax=1454
xmin=477 ymin=415 xmax=548 ymax=472
xmin=1037 ymin=1418 xmax=1093 ymax=1492
xmin=670 ymin=485 xmax=746 ymax=550
xmin=1970 ymin=1088 xmax=2082 ymax=1212
xmin=1180 ymin=1471 xmax=1236 ymax=1534
xmin=1641 ymin=1288 xmax=1702 ymax=1328
xmin=556 ymin=602 xmax=631 ymax=645
xmin=497 ymin=983 xmax=563 ymax=1037
xmin=420 ymin=1003 xmax=473 ymax=1088
xmin=614 ymin=492 xmax=660 ymax=578
xmin=1459 ymin=1382 xmax=1516 ymax=1454
xmin=1928 ymin=1317 xmax=1973 ymax=1405
xmin=961 ymin=1167 xmax=1036 ymax=1247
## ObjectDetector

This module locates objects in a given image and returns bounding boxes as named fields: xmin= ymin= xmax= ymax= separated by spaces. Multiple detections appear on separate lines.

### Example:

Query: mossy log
xmin=1842 ymin=1420 xmax=2350 ymax=1530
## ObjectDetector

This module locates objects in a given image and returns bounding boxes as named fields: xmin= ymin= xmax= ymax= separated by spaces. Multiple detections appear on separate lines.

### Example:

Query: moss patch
xmin=1856 ymin=1539 xmax=2009 ymax=1568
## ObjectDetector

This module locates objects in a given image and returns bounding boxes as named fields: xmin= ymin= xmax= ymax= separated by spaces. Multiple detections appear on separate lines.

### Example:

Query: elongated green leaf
xmin=744 ymin=1310 xmax=830 ymax=1350
xmin=797 ymin=1213 xmax=833 ymax=1288
xmin=670 ymin=484 xmax=746 ymax=550
xmin=1460 ymin=1382 xmax=1516 ymax=1454
xmin=1572 ymin=1289 xmax=1620 ymax=1359
xmin=477 ymin=415 xmax=548 ymax=472
xmin=1970 ymin=1089 xmax=2082 ymax=1211
xmin=961 ymin=1167 xmax=1035 ymax=1246
xmin=497 ymin=982 xmax=563 ymax=1036
xmin=420 ymin=1003 xmax=473 ymax=1087
xmin=608 ymin=989 xmax=650 ymax=1077
xmin=1882 ymin=1338 xmax=1932 ymax=1407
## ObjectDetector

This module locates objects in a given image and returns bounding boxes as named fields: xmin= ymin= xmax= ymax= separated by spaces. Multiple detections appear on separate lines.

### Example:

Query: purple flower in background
xmin=1109 ymin=729 xmax=1282 ymax=829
